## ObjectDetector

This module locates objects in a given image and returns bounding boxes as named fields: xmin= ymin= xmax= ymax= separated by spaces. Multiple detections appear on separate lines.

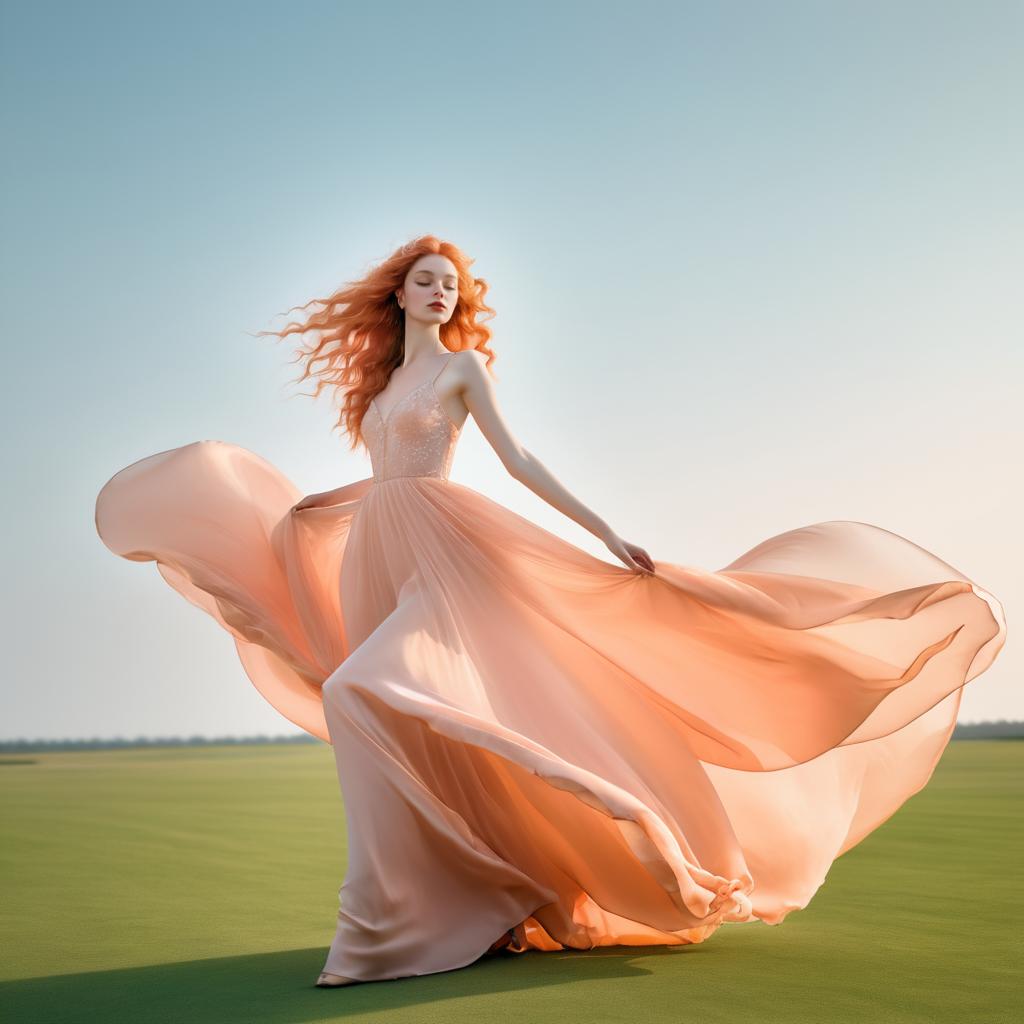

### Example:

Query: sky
xmin=1 ymin=0 xmax=1019 ymax=740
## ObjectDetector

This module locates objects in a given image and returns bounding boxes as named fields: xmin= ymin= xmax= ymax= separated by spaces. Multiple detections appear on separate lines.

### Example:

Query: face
xmin=396 ymin=254 xmax=458 ymax=324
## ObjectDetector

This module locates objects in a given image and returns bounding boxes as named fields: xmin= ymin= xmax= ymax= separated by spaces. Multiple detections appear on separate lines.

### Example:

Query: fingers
xmin=617 ymin=548 xmax=642 ymax=573
xmin=630 ymin=546 xmax=655 ymax=574
xmin=611 ymin=539 xmax=655 ymax=576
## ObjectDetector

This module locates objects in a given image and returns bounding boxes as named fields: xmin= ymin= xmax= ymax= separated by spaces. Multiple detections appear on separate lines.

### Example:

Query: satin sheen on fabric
xmin=94 ymin=350 xmax=1006 ymax=982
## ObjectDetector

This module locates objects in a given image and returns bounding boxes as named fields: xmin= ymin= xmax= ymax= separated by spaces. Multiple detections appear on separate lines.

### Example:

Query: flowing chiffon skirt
xmin=94 ymin=440 xmax=1006 ymax=980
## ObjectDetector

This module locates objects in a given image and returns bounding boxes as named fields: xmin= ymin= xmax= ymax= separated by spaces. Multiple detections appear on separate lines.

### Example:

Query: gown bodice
xmin=362 ymin=351 xmax=462 ymax=483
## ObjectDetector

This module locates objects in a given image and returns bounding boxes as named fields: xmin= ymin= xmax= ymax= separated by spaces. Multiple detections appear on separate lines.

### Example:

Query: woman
xmin=94 ymin=235 xmax=1006 ymax=988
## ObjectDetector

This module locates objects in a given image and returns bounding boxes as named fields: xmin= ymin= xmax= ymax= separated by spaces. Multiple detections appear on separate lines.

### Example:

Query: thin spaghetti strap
xmin=430 ymin=350 xmax=456 ymax=388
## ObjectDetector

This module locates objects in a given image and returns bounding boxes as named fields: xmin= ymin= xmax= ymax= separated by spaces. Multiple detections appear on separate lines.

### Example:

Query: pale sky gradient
xmin=1 ymin=1 xmax=1020 ymax=740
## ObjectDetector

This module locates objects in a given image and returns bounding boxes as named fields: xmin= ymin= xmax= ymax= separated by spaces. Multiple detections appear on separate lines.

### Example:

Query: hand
xmin=603 ymin=531 xmax=656 ymax=576
xmin=291 ymin=494 xmax=321 ymax=513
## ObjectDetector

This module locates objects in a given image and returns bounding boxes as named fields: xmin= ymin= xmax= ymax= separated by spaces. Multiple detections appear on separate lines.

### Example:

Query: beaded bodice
xmin=362 ymin=351 xmax=463 ymax=483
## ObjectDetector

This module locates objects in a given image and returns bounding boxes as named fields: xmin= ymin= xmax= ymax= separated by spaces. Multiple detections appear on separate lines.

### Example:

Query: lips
xmin=429 ymin=303 xmax=445 ymax=310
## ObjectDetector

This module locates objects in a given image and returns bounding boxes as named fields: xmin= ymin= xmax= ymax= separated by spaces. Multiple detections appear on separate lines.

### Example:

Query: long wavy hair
xmin=253 ymin=235 xmax=497 ymax=451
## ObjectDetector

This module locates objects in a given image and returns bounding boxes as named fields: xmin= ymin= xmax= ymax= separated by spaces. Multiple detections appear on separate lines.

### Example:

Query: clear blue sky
xmin=1 ymin=1 xmax=1019 ymax=739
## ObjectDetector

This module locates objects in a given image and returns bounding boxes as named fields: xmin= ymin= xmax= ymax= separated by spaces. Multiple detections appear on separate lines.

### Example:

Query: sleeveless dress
xmin=94 ymin=348 xmax=1006 ymax=982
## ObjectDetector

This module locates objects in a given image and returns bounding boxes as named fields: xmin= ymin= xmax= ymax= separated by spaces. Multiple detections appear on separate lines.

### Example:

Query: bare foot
xmin=483 ymin=923 xmax=529 ymax=958
xmin=484 ymin=929 xmax=515 ymax=956
xmin=316 ymin=971 xmax=360 ymax=987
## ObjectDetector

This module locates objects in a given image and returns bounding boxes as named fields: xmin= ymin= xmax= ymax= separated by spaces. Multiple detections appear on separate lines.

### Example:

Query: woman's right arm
xmin=292 ymin=487 xmax=349 ymax=512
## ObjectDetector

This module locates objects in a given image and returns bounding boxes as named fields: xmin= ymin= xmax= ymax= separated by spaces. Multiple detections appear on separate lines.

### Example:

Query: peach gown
xmin=94 ymin=349 xmax=1006 ymax=982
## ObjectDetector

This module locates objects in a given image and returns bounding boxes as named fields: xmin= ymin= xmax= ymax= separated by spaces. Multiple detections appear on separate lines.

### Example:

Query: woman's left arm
xmin=450 ymin=350 xmax=655 ymax=575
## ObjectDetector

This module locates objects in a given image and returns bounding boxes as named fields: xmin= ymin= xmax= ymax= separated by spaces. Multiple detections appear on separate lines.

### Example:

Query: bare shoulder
xmin=450 ymin=349 xmax=493 ymax=387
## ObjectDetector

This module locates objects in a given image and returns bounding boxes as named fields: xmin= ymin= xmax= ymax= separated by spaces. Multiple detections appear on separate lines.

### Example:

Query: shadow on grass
xmin=2 ymin=943 xmax=702 ymax=1023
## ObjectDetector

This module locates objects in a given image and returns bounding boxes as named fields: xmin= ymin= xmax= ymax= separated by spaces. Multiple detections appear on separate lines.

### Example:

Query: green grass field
xmin=2 ymin=740 xmax=1020 ymax=1024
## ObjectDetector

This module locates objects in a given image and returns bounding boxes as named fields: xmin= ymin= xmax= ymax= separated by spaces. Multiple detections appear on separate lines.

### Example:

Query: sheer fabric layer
xmin=94 ymin=440 xmax=1006 ymax=981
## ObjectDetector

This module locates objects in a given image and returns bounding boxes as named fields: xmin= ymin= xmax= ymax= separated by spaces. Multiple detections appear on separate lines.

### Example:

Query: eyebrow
xmin=414 ymin=271 xmax=457 ymax=279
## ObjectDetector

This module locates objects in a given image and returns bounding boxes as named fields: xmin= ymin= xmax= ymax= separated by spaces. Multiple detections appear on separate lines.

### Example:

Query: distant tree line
xmin=0 ymin=733 xmax=323 ymax=753
xmin=950 ymin=720 xmax=1024 ymax=739
xmin=1 ymin=721 xmax=1022 ymax=754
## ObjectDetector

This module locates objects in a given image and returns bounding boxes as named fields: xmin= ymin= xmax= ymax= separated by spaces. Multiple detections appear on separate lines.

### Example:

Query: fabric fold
xmin=95 ymin=439 xmax=1007 ymax=978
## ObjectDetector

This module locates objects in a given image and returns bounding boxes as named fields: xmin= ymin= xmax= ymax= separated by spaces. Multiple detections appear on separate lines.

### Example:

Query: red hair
xmin=253 ymin=235 xmax=497 ymax=451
